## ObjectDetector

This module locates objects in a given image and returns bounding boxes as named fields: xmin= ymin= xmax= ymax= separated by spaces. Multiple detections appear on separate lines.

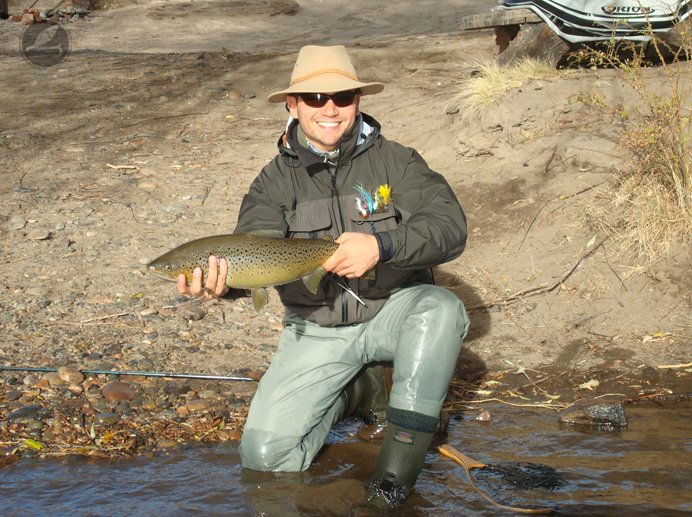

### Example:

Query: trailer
xmin=462 ymin=1 xmax=692 ymax=66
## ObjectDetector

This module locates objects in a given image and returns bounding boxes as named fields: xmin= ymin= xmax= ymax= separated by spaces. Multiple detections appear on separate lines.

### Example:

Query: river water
xmin=1 ymin=400 xmax=690 ymax=516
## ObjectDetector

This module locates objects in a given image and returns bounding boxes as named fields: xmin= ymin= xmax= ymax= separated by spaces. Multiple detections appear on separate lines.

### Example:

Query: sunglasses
xmin=297 ymin=91 xmax=359 ymax=108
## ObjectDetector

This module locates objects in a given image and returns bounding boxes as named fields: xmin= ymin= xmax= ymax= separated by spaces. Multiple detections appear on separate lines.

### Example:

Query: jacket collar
xmin=277 ymin=113 xmax=381 ymax=174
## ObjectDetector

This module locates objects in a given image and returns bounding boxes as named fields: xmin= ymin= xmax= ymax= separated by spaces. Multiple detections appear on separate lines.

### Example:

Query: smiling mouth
xmin=318 ymin=121 xmax=340 ymax=128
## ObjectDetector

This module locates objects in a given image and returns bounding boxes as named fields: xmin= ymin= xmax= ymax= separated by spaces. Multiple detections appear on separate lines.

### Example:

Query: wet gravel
xmin=0 ymin=364 xmax=256 ymax=458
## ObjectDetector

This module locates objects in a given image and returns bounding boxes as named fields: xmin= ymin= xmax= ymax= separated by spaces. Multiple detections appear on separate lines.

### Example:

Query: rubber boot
xmin=342 ymin=363 xmax=390 ymax=425
xmin=364 ymin=415 xmax=436 ymax=509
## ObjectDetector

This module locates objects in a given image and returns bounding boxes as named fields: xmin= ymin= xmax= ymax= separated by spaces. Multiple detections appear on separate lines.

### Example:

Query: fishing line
xmin=0 ymin=366 xmax=256 ymax=382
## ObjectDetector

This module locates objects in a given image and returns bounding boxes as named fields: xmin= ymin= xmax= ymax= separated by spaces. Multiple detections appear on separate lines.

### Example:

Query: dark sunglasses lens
xmin=332 ymin=92 xmax=357 ymax=107
xmin=300 ymin=93 xmax=327 ymax=107
xmin=300 ymin=92 xmax=357 ymax=108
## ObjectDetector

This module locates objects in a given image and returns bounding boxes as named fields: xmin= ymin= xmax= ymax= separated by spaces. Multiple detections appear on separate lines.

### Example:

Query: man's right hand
xmin=177 ymin=255 xmax=229 ymax=301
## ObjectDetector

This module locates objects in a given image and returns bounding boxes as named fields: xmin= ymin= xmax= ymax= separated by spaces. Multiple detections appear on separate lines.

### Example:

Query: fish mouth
xmin=146 ymin=265 xmax=177 ymax=282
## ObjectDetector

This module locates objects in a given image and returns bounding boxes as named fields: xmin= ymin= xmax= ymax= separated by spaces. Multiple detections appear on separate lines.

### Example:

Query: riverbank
xmin=1 ymin=0 xmax=689 ymax=459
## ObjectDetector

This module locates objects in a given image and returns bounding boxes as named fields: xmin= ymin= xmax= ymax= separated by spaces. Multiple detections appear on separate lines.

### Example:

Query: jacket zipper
xmin=329 ymin=164 xmax=349 ymax=324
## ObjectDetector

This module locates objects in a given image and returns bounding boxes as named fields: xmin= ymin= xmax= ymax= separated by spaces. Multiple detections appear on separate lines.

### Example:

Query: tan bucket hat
xmin=267 ymin=45 xmax=384 ymax=103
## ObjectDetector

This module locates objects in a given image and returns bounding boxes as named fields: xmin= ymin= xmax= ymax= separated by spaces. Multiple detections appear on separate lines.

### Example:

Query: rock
xmin=58 ymin=366 xmax=85 ymax=385
xmin=27 ymin=229 xmax=51 ymax=241
xmin=560 ymin=396 xmax=627 ymax=429
xmin=23 ymin=374 xmax=39 ymax=386
xmin=176 ymin=301 xmax=205 ymax=321
xmin=95 ymin=412 xmax=120 ymax=425
xmin=8 ymin=215 xmax=26 ymax=230
xmin=6 ymin=404 xmax=42 ymax=421
xmin=4 ymin=390 xmax=24 ymax=402
xmin=42 ymin=372 xmax=65 ymax=386
xmin=25 ymin=419 xmax=44 ymax=431
xmin=186 ymin=399 xmax=210 ymax=413
xmin=35 ymin=378 xmax=52 ymax=390
xmin=198 ymin=390 xmax=220 ymax=400
xmin=140 ymin=399 xmax=157 ymax=410
xmin=101 ymin=381 xmax=137 ymax=402
xmin=18 ymin=391 xmax=39 ymax=403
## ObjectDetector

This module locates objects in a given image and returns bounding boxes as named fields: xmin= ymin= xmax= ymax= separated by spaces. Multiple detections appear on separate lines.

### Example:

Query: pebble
xmin=18 ymin=392 xmax=39 ymax=403
xmin=91 ymin=400 xmax=109 ymax=412
xmin=58 ymin=366 xmax=85 ymax=385
xmin=23 ymin=374 xmax=39 ymax=386
xmin=176 ymin=301 xmax=205 ymax=321
xmin=25 ymin=419 xmax=44 ymax=431
xmin=198 ymin=390 xmax=220 ymax=400
xmin=8 ymin=215 xmax=26 ymax=230
xmin=5 ymin=390 xmax=24 ymax=402
xmin=475 ymin=410 xmax=492 ymax=422
xmin=140 ymin=399 xmax=157 ymax=410
xmin=42 ymin=372 xmax=65 ymax=386
xmin=101 ymin=381 xmax=137 ymax=402
xmin=27 ymin=229 xmax=52 ymax=241
xmin=6 ymin=404 xmax=42 ymax=421
xmin=95 ymin=412 xmax=120 ymax=425
xmin=186 ymin=399 xmax=210 ymax=413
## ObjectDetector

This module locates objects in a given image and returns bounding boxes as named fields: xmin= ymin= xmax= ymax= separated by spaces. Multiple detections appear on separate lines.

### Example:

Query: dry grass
xmin=444 ymin=57 xmax=565 ymax=116
xmin=586 ymin=174 xmax=691 ymax=276
xmin=579 ymin=33 xmax=692 ymax=272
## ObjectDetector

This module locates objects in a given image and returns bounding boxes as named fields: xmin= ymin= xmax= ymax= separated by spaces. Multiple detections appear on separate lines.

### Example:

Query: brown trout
xmin=147 ymin=234 xmax=339 ymax=311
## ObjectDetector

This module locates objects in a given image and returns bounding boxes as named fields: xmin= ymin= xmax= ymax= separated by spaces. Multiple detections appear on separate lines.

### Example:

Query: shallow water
xmin=1 ymin=402 xmax=690 ymax=516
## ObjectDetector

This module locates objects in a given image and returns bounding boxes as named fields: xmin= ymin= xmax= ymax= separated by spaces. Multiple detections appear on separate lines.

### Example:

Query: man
xmin=178 ymin=45 xmax=469 ymax=508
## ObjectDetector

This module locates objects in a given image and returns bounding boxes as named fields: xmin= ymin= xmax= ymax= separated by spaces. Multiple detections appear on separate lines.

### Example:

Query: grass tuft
xmin=445 ymin=57 xmax=565 ymax=116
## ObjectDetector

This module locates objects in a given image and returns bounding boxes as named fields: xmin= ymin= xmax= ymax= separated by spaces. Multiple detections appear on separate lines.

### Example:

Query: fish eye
xmin=165 ymin=265 xmax=172 ymax=271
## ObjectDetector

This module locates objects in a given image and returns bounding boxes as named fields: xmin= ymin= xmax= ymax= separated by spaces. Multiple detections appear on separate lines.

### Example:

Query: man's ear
xmin=286 ymin=95 xmax=298 ymax=118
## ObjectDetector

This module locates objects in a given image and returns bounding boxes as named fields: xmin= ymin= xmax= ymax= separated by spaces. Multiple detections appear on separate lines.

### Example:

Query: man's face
xmin=286 ymin=91 xmax=361 ymax=152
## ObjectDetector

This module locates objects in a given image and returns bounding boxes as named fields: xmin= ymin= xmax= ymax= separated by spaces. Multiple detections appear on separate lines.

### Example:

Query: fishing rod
xmin=0 ymin=366 xmax=257 ymax=382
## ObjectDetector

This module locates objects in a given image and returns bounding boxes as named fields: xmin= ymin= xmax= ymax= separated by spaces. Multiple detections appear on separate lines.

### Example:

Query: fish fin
xmin=247 ymin=229 xmax=284 ymax=238
xmin=303 ymin=267 xmax=327 ymax=294
xmin=251 ymin=288 xmax=269 ymax=312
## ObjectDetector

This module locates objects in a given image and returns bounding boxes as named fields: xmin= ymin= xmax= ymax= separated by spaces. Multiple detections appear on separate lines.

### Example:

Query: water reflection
xmin=1 ymin=403 xmax=690 ymax=516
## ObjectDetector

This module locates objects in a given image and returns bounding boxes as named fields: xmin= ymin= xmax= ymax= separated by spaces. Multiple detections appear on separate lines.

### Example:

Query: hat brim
xmin=267 ymin=73 xmax=384 ymax=103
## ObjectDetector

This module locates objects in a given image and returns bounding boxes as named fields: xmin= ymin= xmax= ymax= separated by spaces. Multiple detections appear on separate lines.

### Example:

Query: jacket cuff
xmin=374 ymin=232 xmax=394 ymax=263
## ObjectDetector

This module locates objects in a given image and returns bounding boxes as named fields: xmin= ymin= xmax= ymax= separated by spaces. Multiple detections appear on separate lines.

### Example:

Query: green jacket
xmin=235 ymin=113 xmax=467 ymax=326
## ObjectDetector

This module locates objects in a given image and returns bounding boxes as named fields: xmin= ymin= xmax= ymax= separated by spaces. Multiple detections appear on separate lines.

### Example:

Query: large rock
xmin=559 ymin=396 xmax=627 ymax=429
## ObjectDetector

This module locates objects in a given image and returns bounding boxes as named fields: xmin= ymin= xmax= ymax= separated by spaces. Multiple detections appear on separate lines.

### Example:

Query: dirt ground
xmin=1 ymin=0 xmax=690 ymax=413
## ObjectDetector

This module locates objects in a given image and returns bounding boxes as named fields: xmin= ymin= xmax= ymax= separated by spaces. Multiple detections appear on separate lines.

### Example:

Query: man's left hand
xmin=322 ymin=232 xmax=379 ymax=279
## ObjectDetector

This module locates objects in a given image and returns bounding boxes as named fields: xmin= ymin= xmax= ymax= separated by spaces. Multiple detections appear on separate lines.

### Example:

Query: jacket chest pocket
xmin=286 ymin=199 xmax=335 ymax=239
xmin=348 ymin=202 xmax=400 ymax=234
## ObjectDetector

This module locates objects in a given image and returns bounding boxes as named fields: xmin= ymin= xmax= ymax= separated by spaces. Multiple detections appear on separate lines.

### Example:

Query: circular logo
xmin=20 ymin=22 xmax=71 ymax=68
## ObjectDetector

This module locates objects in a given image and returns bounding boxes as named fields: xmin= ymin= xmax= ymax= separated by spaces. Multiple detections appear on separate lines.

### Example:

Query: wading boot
xmin=364 ymin=407 xmax=438 ymax=509
xmin=342 ymin=363 xmax=391 ymax=425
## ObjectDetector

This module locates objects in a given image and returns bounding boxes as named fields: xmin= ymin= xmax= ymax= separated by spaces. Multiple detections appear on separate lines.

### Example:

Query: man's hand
xmin=322 ymin=232 xmax=379 ymax=279
xmin=177 ymin=255 xmax=229 ymax=301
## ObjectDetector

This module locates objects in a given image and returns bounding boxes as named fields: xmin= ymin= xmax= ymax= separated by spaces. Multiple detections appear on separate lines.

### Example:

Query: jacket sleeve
xmin=381 ymin=147 xmax=467 ymax=269
xmin=234 ymin=158 xmax=290 ymax=236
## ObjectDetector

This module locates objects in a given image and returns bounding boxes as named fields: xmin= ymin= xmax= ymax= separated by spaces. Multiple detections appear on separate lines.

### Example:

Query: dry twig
xmin=469 ymin=238 xmax=607 ymax=311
